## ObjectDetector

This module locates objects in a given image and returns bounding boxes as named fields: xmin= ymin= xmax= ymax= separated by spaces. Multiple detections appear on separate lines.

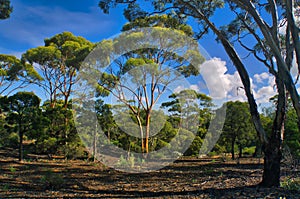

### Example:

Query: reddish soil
xmin=0 ymin=148 xmax=299 ymax=198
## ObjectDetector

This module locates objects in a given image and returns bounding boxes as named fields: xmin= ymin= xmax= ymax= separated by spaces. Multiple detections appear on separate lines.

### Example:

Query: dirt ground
xmin=0 ymin=148 xmax=299 ymax=198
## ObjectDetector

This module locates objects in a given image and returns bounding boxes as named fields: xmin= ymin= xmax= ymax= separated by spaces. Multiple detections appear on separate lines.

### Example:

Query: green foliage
xmin=22 ymin=32 xmax=94 ymax=108
xmin=184 ymin=136 xmax=203 ymax=156
xmin=263 ymin=100 xmax=300 ymax=158
xmin=5 ymin=92 xmax=41 ymax=161
xmin=117 ymin=155 xmax=128 ymax=167
xmin=0 ymin=0 xmax=12 ymax=19
xmin=281 ymin=178 xmax=300 ymax=191
xmin=40 ymin=169 xmax=64 ymax=190
xmin=217 ymin=101 xmax=256 ymax=159
xmin=284 ymin=108 xmax=300 ymax=157
xmin=36 ymin=137 xmax=58 ymax=154
xmin=122 ymin=14 xmax=194 ymax=36
xmin=7 ymin=132 xmax=19 ymax=148
xmin=61 ymin=137 xmax=86 ymax=160
xmin=0 ymin=54 xmax=41 ymax=95
xmin=243 ymin=146 xmax=256 ymax=156
xmin=117 ymin=154 xmax=135 ymax=168
xmin=9 ymin=166 xmax=16 ymax=173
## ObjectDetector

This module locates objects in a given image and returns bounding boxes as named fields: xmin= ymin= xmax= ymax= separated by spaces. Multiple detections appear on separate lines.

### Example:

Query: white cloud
xmin=173 ymin=84 xmax=200 ymax=93
xmin=199 ymin=57 xmax=245 ymax=100
xmin=291 ymin=59 xmax=299 ymax=78
xmin=198 ymin=57 xmax=277 ymax=104
xmin=174 ymin=85 xmax=184 ymax=93
xmin=189 ymin=84 xmax=200 ymax=92
xmin=254 ymin=72 xmax=270 ymax=83
xmin=254 ymin=86 xmax=276 ymax=103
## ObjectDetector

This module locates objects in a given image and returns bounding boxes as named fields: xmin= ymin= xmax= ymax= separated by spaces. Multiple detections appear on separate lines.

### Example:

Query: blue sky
xmin=0 ymin=0 xmax=127 ymax=56
xmin=1 ymin=0 xmax=290 ymax=107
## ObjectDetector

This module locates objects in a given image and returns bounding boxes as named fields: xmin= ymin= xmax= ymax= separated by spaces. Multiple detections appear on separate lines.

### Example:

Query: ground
xmin=0 ymin=148 xmax=299 ymax=198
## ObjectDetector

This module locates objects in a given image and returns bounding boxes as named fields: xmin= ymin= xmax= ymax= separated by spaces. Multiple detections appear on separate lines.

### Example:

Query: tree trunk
xmin=93 ymin=121 xmax=97 ymax=162
xmin=261 ymin=75 xmax=285 ymax=187
xmin=144 ymin=113 xmax=151 ymax=154
xmin=136 ymin=116 xmax=144 ymax=153
xmin=239 ymin=145 xmax=242 ymax=158
xmin=260 ymin=141 xmax=281 ymax=187
xmin=19 ymin=130 xmax=23 ymax=162
xmin=231 ymin=137 xmax=235 ymax=160
xmin=253 ymin=141 xmax=262 ymax=157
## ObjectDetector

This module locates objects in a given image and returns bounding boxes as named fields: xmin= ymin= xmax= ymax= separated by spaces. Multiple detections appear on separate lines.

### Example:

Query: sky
xmin=2 ymin=0 xmax=296 ymax=108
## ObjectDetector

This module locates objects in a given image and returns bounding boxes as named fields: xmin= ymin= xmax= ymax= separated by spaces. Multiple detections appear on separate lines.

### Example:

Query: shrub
xmin=7 ymin=133 xmax=19 ymax=148
xmin=40 ymin=169 xmax=64 ymax=190
xmin=281 ymin=177 xmax=300 ymax=191
xmin=36 ymin=137 xmax=57 ymax=154
xmin=208 ymin=151 xmax=218 ymax=157
xmin=117 ymin=154 xmax=135 ymax=168
xmin=117 ymin=155 xmax=129 ymax=168
xmin=243 ymin=146 xmax=256 ymax=155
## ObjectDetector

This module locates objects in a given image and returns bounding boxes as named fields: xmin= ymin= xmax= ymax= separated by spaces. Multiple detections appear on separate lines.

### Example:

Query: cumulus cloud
xmin=199 ymin=57 xmax=245 ymax=100
xmin=198 ymin=57 xmax=277 ymax=104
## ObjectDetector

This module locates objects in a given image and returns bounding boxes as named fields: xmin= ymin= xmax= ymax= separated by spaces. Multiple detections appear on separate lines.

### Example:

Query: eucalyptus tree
xmin=22 ymin=32 xmax=94 ymax=108
xmin=162 ymin=89 xmax=214 ymax=156
xmin=85 ymin=15 xmax=204 ymax=154
xmin=162 ymin=89 xmax=213 ymax=135
xmin=98 ymin=0 xmax=300 ymax=187
xmin=22 ymin=32 xmax=94 ymax=157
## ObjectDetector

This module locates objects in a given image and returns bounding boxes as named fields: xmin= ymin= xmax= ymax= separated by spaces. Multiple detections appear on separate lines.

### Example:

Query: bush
xmin=184 ymin=136 xmax=203 ymax=156
xmin=36 ymin=137 xmax=57 ymax=154
xmin=207 ymin=151 xmax=218 ymax=157
xmin=40 ymin=169 xmax=64 ymax=190
xmin=60 ymin=142 xmax=86 ymax=160
xmin=117 ymin=154 xmax=136 ymax=168
xmin=7 ymin=133 xmax=19 ymax=148
xmin=243 ymin=146 xmax=256 ymax=155
xmin=281 ymin=177 xmax=300 ymax=191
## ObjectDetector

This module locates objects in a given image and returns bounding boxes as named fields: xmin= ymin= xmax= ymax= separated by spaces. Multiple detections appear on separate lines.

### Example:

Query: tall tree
xmin=162 ymin=89 xmax=214 ymax=156
xmin=98 ymin=0 xmax=300 ymax=187
xmin=218 ymin=101 xmax=256 ymax=160
xmin=88 ymin=15 xmax=204 ymax=154
xmin=22 ymin=32 xmax=94 ymax=158
xmin=5 ymin=92 xmax=40 ymax=161
xmin=22 ymin=32 xmax=94 ymax=108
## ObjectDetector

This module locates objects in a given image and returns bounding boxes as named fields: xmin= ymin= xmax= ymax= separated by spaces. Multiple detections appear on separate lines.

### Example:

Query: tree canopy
xmin=0 ymin=0 xmax=12 ymax=19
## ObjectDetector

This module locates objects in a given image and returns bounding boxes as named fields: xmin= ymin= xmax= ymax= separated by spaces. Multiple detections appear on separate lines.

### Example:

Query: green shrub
xmin=40 ymin=170 xmax=64 ymax=190
xmin=117 ymin=155 xmax=129 ymax=167
xmin=243 ymin=146 xmax=256 ymax=155
xmin=117 ymin=154 xmax=136 ymax=168
xmin=60 ymin=143 xmax=86 ymax=160
xmin=9 ymin=166 xmax=16 ymax=173
xmin=184 ymin=136 xmax=203 ymax=156
xmin=281 ymin=177 xmax=300 ymax=191
xmin=7 ymin=133 xmax=19 ymax=148
xmin=128 ymin=154 xmax=135 ymax=168
xmin=208 ymin=151 xmax=218 ymax=157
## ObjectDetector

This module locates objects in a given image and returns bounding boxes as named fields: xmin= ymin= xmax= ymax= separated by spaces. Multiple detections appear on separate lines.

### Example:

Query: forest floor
xmin=0 ymin=147 xmax=300 ymax=199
